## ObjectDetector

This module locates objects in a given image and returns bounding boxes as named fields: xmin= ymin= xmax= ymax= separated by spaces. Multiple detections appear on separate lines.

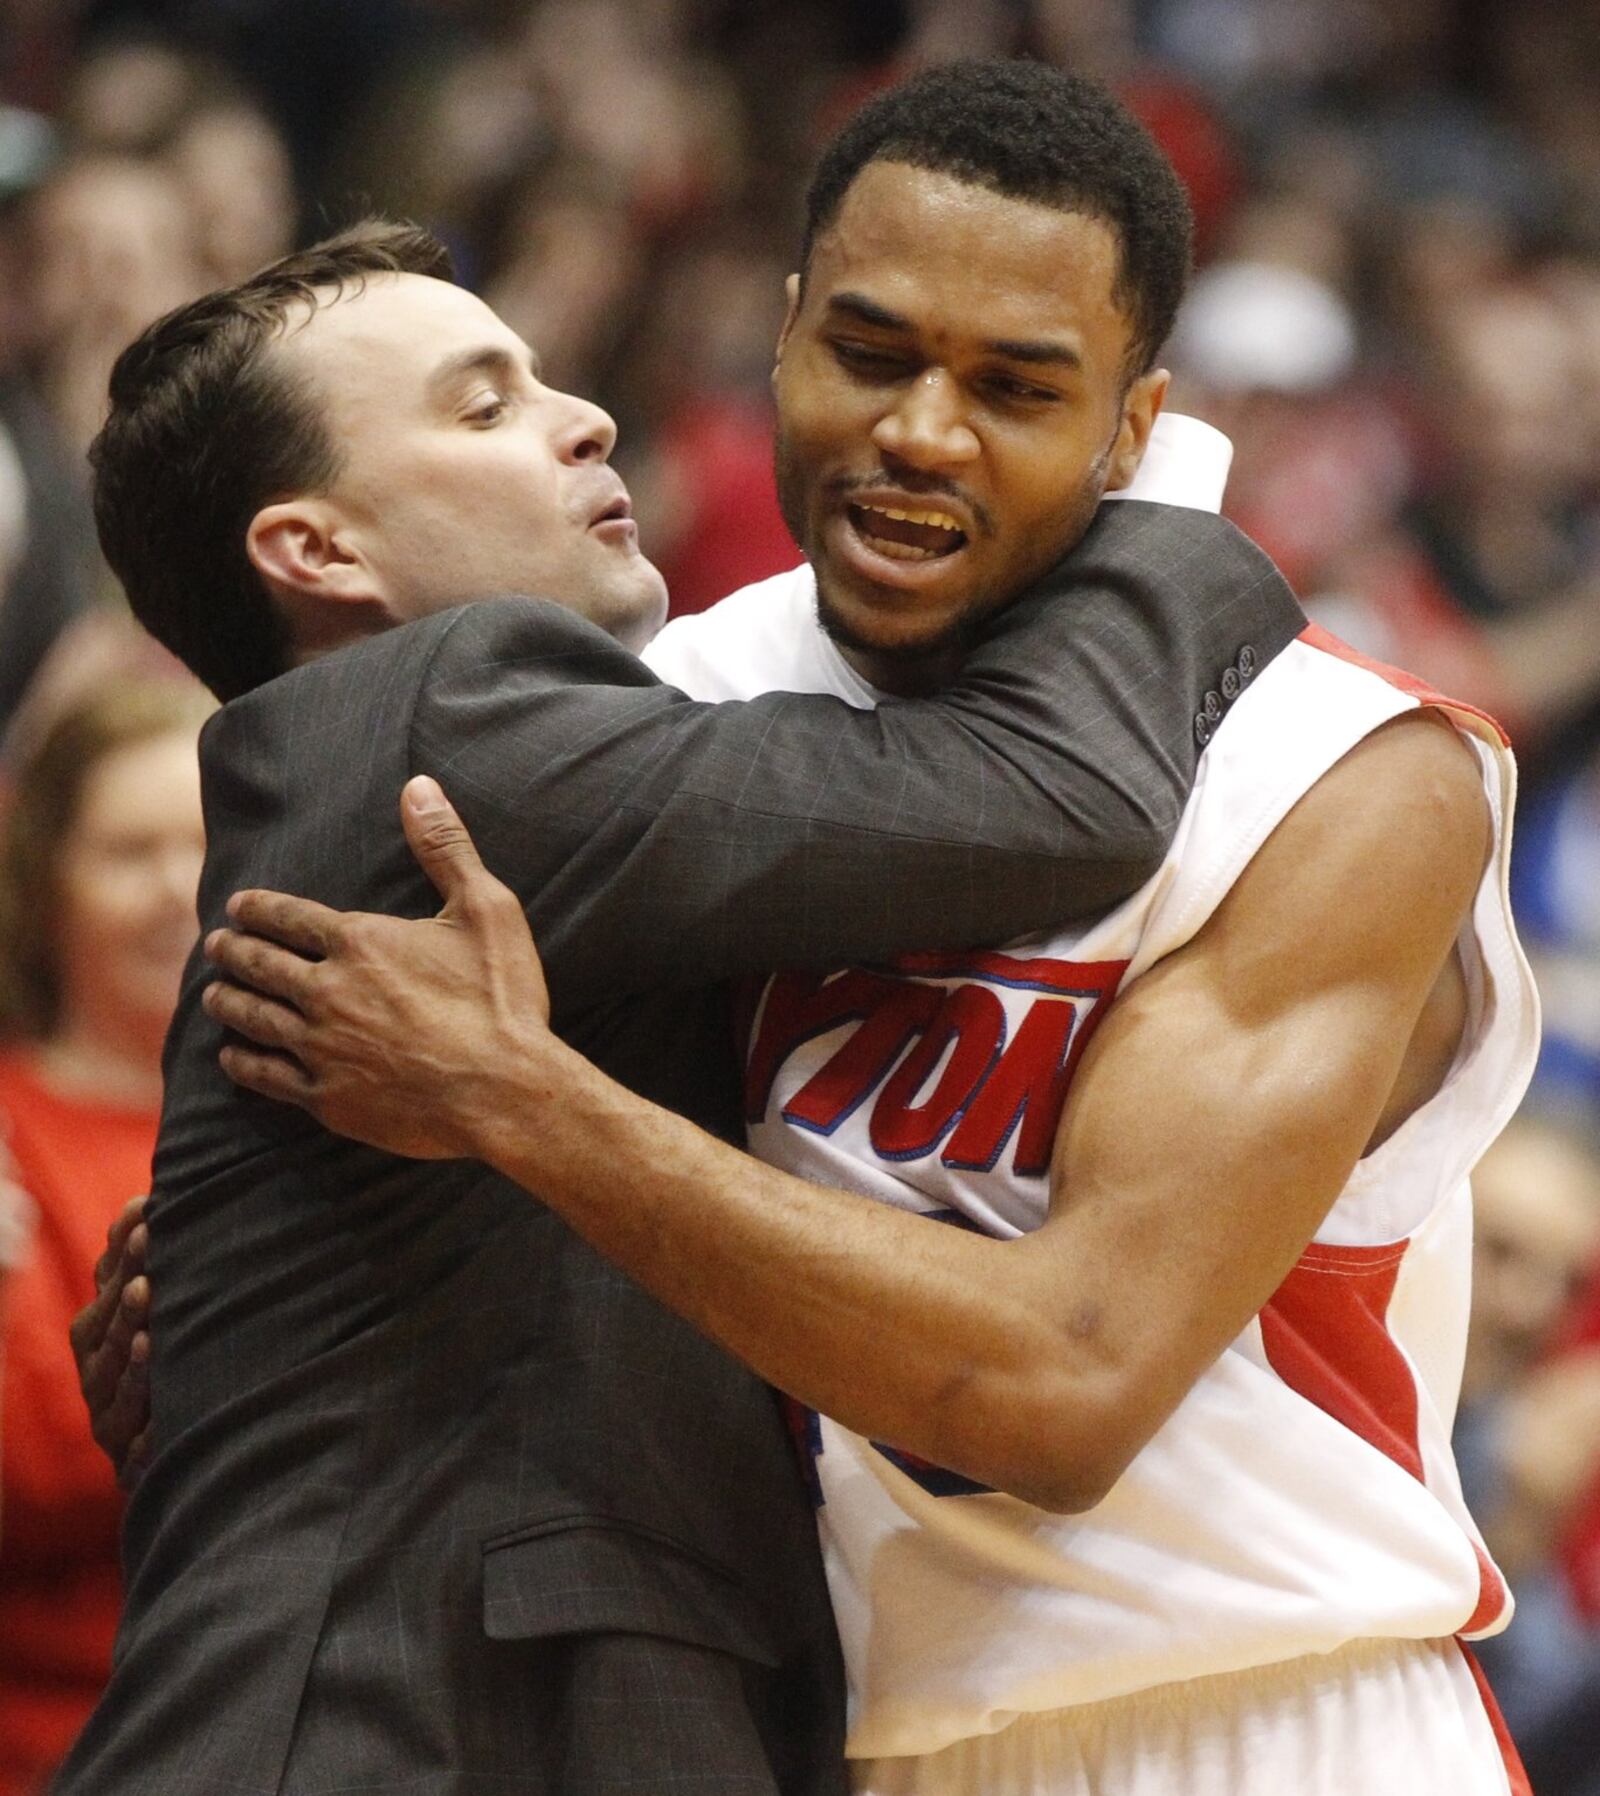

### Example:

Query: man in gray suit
xmin=59 ymin=66 xmax=1302 ymax=1796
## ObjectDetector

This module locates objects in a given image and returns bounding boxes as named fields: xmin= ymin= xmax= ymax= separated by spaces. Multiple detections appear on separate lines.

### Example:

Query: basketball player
xmin=196 ymin=64 xmax=1538 ymax=1796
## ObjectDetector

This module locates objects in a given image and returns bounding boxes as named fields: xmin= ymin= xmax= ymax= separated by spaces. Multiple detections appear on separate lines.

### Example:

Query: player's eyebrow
xmin=426 ymin=343 xmax=543 ymax=402
xmin=826 ymin=292 xmax=914 ymax=333
xmin=982 ymin=335 xmax=1082 ymax=370
xmin=825 ymin=292 xmax=1081 ymax=369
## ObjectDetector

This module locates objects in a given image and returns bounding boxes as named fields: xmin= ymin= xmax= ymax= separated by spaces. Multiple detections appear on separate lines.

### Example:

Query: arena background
xmin=0 ymin=1 xmax=1597 ymax=1789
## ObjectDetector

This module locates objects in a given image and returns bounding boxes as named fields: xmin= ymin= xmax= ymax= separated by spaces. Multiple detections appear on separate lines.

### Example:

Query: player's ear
xmin=1104 ymin=369 xmax=1169 ymax=493
xmin=774 ymin=272 xmax=802 ymax=375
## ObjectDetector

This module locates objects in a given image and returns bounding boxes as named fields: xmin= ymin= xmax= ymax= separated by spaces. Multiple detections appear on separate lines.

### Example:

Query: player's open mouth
xmin=847 ymin=501 xmax=968 ymax=562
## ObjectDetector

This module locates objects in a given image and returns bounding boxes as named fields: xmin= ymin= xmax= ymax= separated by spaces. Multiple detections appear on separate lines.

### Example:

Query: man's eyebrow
xmin=824 ymin=292 xmax=1081 ymax=369
xmin=426 ymin=343 xmax=543 ymax=399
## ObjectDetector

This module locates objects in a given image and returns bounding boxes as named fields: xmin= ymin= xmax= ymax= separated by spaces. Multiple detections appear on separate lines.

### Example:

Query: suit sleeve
xmin=407 ymin=502 xmax=1304 ymax=1011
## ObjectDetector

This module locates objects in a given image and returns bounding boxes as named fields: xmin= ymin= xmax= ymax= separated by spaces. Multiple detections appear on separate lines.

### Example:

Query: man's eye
xmin=465 ymin=395 xmax=510 ymax=424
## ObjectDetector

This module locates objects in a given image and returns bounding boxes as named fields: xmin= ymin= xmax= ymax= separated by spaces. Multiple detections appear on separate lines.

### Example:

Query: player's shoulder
xmin=1324 ymin=710 xmax=1488 ymax=832
xmin=644 ymin=561 xmax=815 ymax=698
xmin=1251 ymin=710 xmax=1490 ymax=939
xmin=647 ymin=563 xmax=812 ymax=654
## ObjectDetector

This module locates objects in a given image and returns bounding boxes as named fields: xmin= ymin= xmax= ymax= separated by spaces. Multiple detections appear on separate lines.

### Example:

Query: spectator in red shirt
xmin=0 ymin=676 xmax=207 ymax=1796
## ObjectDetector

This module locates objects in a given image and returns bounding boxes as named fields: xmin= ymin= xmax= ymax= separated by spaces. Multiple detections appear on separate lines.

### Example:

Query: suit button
xmin=1195 ymin=711 xmax=1214 ymax=747
xmin=1221 ymin=667 xmax=1241 ymax=700
xmin=1202 ymin=690 xmax=1224 ymax=723
xmin=1237 ymin=644 xmax=1256 ymax=681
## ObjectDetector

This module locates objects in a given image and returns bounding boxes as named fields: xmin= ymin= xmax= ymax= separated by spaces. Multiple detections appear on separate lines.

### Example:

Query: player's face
xmin=774 ymin=163 xmax=1164 ymax=688
xmin=281 ymin=273 xmax=667 ymax=650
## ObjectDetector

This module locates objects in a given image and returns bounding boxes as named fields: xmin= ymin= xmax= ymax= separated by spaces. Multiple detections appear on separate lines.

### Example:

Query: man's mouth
xmin=846 ymin=501 xmax=968 ymax=562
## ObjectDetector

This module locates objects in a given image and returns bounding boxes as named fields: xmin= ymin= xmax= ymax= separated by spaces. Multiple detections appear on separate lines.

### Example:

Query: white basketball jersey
xmin=644 ymin=435 xmax=1539 ymax=1761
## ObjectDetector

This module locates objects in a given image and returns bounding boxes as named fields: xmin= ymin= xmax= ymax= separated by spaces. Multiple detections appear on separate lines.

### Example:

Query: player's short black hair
xmin=802 ymin=59 xmax=1193 ymax=375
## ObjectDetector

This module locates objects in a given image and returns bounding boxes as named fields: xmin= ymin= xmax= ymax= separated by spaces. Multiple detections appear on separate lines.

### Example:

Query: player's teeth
xmin=863 ymin=504 xmax=962 ymax=531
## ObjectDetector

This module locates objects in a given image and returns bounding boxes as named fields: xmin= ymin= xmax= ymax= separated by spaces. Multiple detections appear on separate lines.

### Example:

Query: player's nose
xmin=871 ymin=370 xmax=979 ymax=470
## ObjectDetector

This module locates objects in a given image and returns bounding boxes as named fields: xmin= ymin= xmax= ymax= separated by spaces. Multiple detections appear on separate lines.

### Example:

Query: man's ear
xmin=1104 ymin=368 xmax=1170 ymax=493
xmin=247 ymin=500 xmax=397 ymax=663
xmin=246 ymin=500 xmax=379 ymax=607
xmin=772 ymin=272 xmax=802 ymax=382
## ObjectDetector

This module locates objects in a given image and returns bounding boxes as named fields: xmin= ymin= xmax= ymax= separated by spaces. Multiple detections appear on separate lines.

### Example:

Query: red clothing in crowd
xmin=0 ymin=1051 xmax=156 ymax=1796
xmin=655 ymin=397 xmax=801 ymax=621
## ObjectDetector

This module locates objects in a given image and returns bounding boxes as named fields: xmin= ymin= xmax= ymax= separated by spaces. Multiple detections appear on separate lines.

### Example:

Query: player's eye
xmin=831 ymin=339 xmax=915 ymax=379
xmin=983 ymin=373 xmax=1059 ymax=405
xmin=464 ymin=393 xmax=510 ymax=425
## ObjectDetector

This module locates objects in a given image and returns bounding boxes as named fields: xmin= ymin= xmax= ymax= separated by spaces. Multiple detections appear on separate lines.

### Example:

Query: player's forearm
xmin=470 ymin=1031 xmax=1110 ymax=1509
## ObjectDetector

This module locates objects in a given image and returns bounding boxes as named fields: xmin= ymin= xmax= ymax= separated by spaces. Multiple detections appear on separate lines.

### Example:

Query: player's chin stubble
xmin=773 ymin=422 xmax=1114 ymax=678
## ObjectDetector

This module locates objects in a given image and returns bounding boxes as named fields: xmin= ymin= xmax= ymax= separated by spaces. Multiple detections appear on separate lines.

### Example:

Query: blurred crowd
xmin=0 ymin=0 xmax=1597 ymax=1790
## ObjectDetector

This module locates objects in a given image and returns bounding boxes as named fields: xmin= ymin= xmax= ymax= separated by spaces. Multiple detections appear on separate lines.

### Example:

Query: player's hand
xmin=69 ymin=1195 xmax=153 ymax=1489
xmin=203 ymin=777 xmax=551 ymax=1161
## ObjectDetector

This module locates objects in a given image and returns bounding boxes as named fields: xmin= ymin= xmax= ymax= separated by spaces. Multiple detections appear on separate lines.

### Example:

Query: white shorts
xmin=849 ymin=1637 xmax=1528 ymax=1796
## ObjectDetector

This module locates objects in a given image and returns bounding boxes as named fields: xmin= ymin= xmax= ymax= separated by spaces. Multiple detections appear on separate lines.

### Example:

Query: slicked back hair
xmin=801 ymin=60 xmax=1193 ymax=377
xmin=90 ymin=220 xmax=455 ymax=702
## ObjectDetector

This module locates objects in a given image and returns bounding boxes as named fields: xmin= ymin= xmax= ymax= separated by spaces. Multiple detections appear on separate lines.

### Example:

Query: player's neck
xmin=836 ymin=641 xmax=964 ymax=698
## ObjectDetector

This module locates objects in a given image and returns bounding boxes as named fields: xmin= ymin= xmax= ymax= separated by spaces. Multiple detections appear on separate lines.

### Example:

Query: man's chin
xmin=602 ymin=562 xmax=670 ymax=652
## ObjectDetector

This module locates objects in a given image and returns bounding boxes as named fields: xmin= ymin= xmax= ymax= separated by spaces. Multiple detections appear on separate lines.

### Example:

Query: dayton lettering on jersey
xmin=746 ymin=949 xmax=1127 ymax=1179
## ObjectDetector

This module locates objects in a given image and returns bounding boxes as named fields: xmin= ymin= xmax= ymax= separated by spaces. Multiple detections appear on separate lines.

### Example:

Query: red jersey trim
xmin=1458 ymin=1643 xmax=1534 ymax=1796
xmin=1260 ymin=1238 xmax=1512 ymax=1638
xmin=1298 ymin=621 xmax=1511 ymax=748
xmin=1258 ymin=1241 xmax=1423 ymax=1482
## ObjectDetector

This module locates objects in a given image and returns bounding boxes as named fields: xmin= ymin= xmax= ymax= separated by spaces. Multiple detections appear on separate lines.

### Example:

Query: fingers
xmin=204 ymin=926 xmax=320 ymax=1010
xmin=79 ymin=1268 xmax=148 ymax=1406
xmin=92 ymin=1194 xmax=147 ymax=1293
xmin=72 ymin=1196 xmax=155 ymax=1486
xmin=202 ymin=977 xmax=309 ymax=1053
xmin=225 ymin=888 xmax=343 ymax=957
xmin=218 ymin=1044 xmax=320 ymax=1113
xmin=103 ymin=1328 xmax=154 ymax=1491
xmin=401 ymin=776 xmax=498 ymax=912
xmin=74 ymin=1211 xmax=147 ymax=1370
xmin=120 ymin=1426 xmax=152 ymax=1492
xmin=76 ymin=1261 xmax=152 ymax=1477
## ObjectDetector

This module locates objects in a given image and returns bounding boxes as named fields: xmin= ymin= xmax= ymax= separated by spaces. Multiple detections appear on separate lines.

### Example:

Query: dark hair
xmin=89 ymin=219 xmax=455 ymax=703
xmin=802 ymin=60 xmax=1192 ymax=375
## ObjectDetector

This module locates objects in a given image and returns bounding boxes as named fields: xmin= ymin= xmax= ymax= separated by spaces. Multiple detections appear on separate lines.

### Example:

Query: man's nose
xmin=554 ymin=391 xmax=617 ymax=464
xmin=871 ymin=370 xmax=979 ymax=470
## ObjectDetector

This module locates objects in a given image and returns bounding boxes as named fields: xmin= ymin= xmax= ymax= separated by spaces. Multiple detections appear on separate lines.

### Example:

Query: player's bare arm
xmin=203 ymin=717 xmax=1488 ymax=1512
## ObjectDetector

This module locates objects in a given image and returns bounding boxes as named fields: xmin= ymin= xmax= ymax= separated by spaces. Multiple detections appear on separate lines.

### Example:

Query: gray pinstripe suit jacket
xmin=56 ymin=503 xmax=1303 ymax=1795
